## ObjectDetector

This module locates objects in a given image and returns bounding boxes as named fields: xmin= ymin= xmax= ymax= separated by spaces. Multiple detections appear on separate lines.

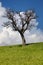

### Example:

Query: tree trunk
xmin=20 ymin=33 xmax=26 ymax=45
xmin=18 ymin=30 xmax=26 ymax=45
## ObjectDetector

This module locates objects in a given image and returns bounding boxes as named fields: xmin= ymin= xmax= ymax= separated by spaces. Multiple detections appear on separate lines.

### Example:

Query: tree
xmin=3 ymin=9 xmax=37 ymax=45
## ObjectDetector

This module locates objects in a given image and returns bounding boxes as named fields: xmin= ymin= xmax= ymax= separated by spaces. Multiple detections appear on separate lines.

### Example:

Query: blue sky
xmin=0 ymin=0 xmax=43 ymax=30
xmin=0 ymin=0 xmax=43 ymax=45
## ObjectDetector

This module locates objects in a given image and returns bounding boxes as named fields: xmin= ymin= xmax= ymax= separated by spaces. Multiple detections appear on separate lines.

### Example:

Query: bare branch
xmin=3 ymin=9 xmax=37 ymax=45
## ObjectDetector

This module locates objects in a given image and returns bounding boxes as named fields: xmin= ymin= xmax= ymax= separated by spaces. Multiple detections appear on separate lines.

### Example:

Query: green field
xmin=0 ymin=42 xmax=43 ymax=65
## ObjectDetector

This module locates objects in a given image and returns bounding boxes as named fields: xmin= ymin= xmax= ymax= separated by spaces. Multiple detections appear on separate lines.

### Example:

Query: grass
xmin=0 ymin=42 xmax=43 ymax=65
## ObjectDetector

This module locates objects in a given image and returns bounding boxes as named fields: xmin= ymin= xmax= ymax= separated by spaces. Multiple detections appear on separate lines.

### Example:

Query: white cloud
xmin=0 ymin=2 xmax=43 ymax=46
xmin=24 ymin=29 xmax=43 ymax=43
xmin=0 ymin=2 xmax=6 ymax=16
xmin=0 ymin=2 xmax=2 ymax=7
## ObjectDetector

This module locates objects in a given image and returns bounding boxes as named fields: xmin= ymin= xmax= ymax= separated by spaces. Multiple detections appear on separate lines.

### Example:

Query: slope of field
xmin=0 ymin=42 xmax=43 ymax=65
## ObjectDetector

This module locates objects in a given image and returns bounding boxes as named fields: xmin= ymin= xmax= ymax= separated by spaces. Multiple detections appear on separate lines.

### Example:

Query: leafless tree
xmin=3 ymin=9 xmax=37 ymax=45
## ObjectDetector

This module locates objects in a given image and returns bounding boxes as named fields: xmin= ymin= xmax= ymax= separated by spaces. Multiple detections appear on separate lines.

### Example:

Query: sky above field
xmin=0 ymin=0 xmax=43 ymax=46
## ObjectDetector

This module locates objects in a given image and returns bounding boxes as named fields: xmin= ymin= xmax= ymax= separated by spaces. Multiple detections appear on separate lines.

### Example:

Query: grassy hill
xmin=0 ymin=42 xmax=43 ymax=65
